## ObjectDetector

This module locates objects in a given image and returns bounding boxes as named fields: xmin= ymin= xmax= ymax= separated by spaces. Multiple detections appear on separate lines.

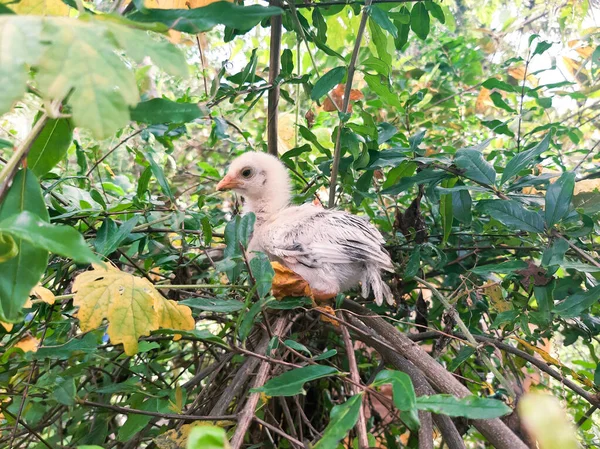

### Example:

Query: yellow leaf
xmin=574 ymin=179 xmax=600 ymax=194
xmin=15 ymin=335 xmax=40 ymax=353
xmin=482 ymin=282 xmax=512 ymax=312
xmin=73 ymin=264 xmax=194 ymax=355
xmin=8 ymin=0 xmax=70 ymax=15
xmin=561 ymin=56 xmax=581 ymax=78
xmin=475 ymin=87 xmax=493 ymax=114
xmin=0 ymin=321 xmax=13 ymax=332
xmin=519 ymin=393 xmax=579 ymax=449
xmin=31 ymin=285 xmax=55 ymax=305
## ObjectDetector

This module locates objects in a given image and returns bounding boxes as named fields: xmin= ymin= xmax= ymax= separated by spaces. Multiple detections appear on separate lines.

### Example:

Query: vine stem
xmin=328 ymin=0 xmax=373 ymax=207
xmin=267 ymin=0 xmax=283 ymax=156
xmin=413 ymin=276 xmax=517 ymax=398
xmin=0 ymin=113 xmax=49 ymax=205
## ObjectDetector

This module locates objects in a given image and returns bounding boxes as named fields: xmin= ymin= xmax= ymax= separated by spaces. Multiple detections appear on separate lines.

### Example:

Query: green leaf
xmin=94 ymin=217 xmax=138 ymax=257
xmin=478 ymin=200 xmax=544 ymax=233
xmin=280 ymin=48 xmax=294 ymax=76
xmin=249 ymin=252 xmax=274 ymax=298
xmin=314 ymin=349 xmax=337 ymax=361
xmin=573 ymin=191 xmax=600 ymax=214
xmin=238 ymin=213 xmax=256 ymax=247
xmin=368 ymin=6 xmax=398 ymax=39
xmin=533 ymin=40 xmax=552 ymax=56
xmin=533 ymin=280 xmax=554 ymax=322
xmin=0 ymin=16 xmax=43 ymax=114
xmin=545 ymin=172 xmax=575 ymax=227
xmin=393 ymin=6 xmax=411 ymax=50
xmin=425 ymin=0 xmax=445 ymax=24
xmin=454 ymin=146 xmax=496 ymax=186
xmin=490 ymin=91 xmax=515 ymax=113
xmin=142 ymin=150 xmax=174 ymax=201
xmin=27 ymin=118 xmax=73 ymax=177
xmin=416 ymin=395 xmax=512 ymax=419
xmin=451 ymin=184 xmax=472 ymax=225
xmin=364 ymin=74 xmax=404 ymax=111
xmin=368 ymin=17 xmax=392 ymax=66
xmin=482 ymin=78 xmax=516 ymax=92
xmin=34 ymin=333 xmax=98 ymax=360
xmin=501 ymin=134 xmax=551 ymax=184
xmin=0 ymin=212 xmax=100 ymax=264
xmin=447 ymin=346 xmax=476 ymax=372
xmin=470 ymin=260 xmax=529 ymax=275
xmin=187 ymin=426 xmax=227 ymax=449
xmin=0 ymin=169 xmax=49 ymax=322
xmin=128 ymin=3 xmax=282 ymax=34
xmin=52 ymin=377 xmax=77 ymax=406
xmin=372 ymin=370 xmax=419 ymax=431
xmin=266 ymin=296 xmax=312 ymax=310
xmin=180 ymin=297 xmax=245 ymax=313
xmin=313 ymin=394 xmax=363 ymax=449
xmin=253 ymin=365 xmax=338 ymax=396
xmin=284 ymin=339 xmax=312 ymax=356
xmin=130 ymin=98 xmax=203 ymax=124
xmin=410 ymin=2 xmax=430 ymax=40
xmin=311 ymin=66 xmax=346 ymax=101
xmin=554 ymin=284 xmax=600 ymax=318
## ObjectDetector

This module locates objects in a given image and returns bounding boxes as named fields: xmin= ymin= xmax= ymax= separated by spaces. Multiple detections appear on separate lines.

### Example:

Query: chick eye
xmin=241 ymin=168 xmax=253 ymax=178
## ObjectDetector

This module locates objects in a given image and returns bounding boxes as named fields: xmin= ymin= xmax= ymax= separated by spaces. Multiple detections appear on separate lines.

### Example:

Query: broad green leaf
xmin=239 ymin=297 xmax=266 ymax=341
xmin=311 ymin=66 xmax=346 ymax=101
xmin=393 ymin=6 xmax=410 ymax=50
xmin=501 ymin=134 xmax=551 ymax=184
xmin=130 ymin=98 xmax=203 ymax=124
xmin=368 ymin=6 xmax=398 ymax=39
xmin=187 ymin=426 xmax=227 ymax=449
xmin=490 ymin=91 xmax=515 ymax=113
xmin=364 ymin=74 xmax=404 ymax=111
xmin=554 ymin=284 xmax=600 ymax=318
xmin=266 ymin=296 xmax=312 ymax=310
xmin=27 ymin=118 xmax=73 ymax=177
xmin=542 ymin=239 xmax=569 ymax=267
xmin=313 ymin=394 xmax=363 ymax=449
xmin=143 ymin=151 xmax=174 ymax=200
xmin=0 ymin=211 xmax=101 ymax=264
xmin=451 ymin=184 xmax=472 ymax=225
xmin=128 ymin=3 xmax=282 ymax=34
xmin=238 ymin=212 xmax=256 ymax=247
xmin=447 ymin=346 xmax=476 ymax=371
xmin=533 ymin=40 xmax=553 ymax=56
xmin=478 ymin=200 xmax=544 ymax=233
xmin=34 ymin=333 xmax=98 ymax=360
xmin=0 ymin=169 xmax=49 ymax=322
xmin=454 ymin=147 xmax=496 ymax=186
xmin=533 ymin=280 xmax=554 ymax=322
xmin=249 ymin=252 xmax=274 ymax=298
xmin=572 ymin=191 xmax=600 ymax=214
xmin=0 ymin=16 xmax=43 ymax=114
xmin=280 ymin=48 xmax=294 ymax=76
xmin=545 ymin=172 xmax=575 ymax=227
xmin=410 ymin=2 xmax=430 ymax=40
xmin=482 ymin=78 xmax=516 ymax=92
xmin=314 ymin=349 xmax=337 ymax=361
xmin=52 ymin=377 xmax=76 ymax=405
xmin=284 ymin=339 xmax=312 ymax=356
xmin=94 ymin=217 xmax=139 ymax=257
xmin=368 ymin=18 xmax=392 ymax=66
xmin=372 ymin=370 xmax=419 ymax=431
xmin=470 ymin=260 xmax=529 ymax=275
xmin=425 ymin=0 xmax=445 ymax=24
xmin=362 ymin=56 xmax=391 ymax=77
xmin=518 ymin=393 xmax=578 ymax=449
xmin=180 ymin=297 xmax=245 ymax=313
xmin=416 ymin=394 xmax=511 ymax=419
xmin=252 ymin=365 xmax=338 ymax=396
xmin=73 ymin=264 xmax=195 ymax=355
xmin=156 ymin=328 xmax=227 ymax=348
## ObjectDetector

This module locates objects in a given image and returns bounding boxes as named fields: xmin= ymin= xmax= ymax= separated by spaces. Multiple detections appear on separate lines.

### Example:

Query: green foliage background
xmin=0 ymin=0 xmax=599 ymax=448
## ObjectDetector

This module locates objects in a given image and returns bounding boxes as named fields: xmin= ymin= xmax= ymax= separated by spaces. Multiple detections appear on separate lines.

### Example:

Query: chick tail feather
xmin=362 ymin=264 xmax=394 ymax=306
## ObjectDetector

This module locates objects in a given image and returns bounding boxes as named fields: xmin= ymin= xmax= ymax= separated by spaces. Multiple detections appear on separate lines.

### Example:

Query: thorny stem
xmin=328 ymin=0 xmax=373 ymax=207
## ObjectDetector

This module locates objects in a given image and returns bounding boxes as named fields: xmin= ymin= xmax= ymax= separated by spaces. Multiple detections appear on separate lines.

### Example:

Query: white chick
xmin=217 ymin=151 xmax=394 ymax=306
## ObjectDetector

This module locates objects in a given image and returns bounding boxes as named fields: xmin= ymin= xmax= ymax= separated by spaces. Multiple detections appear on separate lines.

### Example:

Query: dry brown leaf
xmin=475 ymin=87 xmax=493 ymax=114
xmin=322 ymin=84 xmax=364 ymax=112
xmin=482 ymin=282 xmax=512 ymax=313
xmin=73 ymin=264 xmax=195 ymax=355
xmin=15 ymin=335 xmax=40 ymax=353
xmin=271 ymin=262 xmax=312 ymax=299
xmin=316 ymin=305 xmax=339 ymax=326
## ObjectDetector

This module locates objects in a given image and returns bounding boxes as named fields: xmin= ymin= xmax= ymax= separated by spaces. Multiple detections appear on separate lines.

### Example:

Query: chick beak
xmin=216 ymin=174 xmax=240 ymax=191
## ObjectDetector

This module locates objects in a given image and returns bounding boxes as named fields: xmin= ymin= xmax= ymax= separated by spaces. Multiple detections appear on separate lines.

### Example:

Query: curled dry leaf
xmin=322 ymin=84 xmax=364 ymax=112
xmin=271 ymin=261 xmax=313 ymax=299
xmin=31 ymin=284 xmax=55 ymax=304
xmin=73 ymin=264 xmax=195 ymax=355
xmin=316 ymin=305 xmax=339 ymax=326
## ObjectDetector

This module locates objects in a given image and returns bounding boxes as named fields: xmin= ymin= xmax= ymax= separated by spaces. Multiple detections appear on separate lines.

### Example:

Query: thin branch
xmin=80 ymin=400 xmax=236 ymax=421
xmin=414 ymin=276 xmax=517 ymax=398
xmin=328 ymin=0 xmax=372 ymax=207
xmin=552 ymin=230 xmax=600 ymax=269
xmin=1 ymin=408 xmax=55 ymax=449
xmin=254 ymin=416 xmax=306 ymax=448
xmin=339 ymin=311 xmax=369 ymax=449
xmin=267 ymin=0 xmax=282 ymax=156
xmin=0 ymin=113 xmax=49 ymax=205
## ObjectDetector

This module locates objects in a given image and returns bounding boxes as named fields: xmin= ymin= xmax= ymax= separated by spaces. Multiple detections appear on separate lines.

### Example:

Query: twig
xmin=413 ymin=276 xmax=517 ymax=398
xmin=0 ymin=113 xmax=49 ymax=205
xmin=1 ymin=408 xmax=54 ymax=449
xmin=254 ymin=416 xmax=306 ymax=448
xmin=576 ymin=405 xmax=598 ymax=427
xmin=230 ymin=316 xmax=288 ymax=449
xmin=328 ymin=0 xmax=372 ymax=208
xmin=80 ymin=400 xmax=235 ymax=421
xmin=339 ymin=311 xmax=369 ymax=449
xmin=267 ymin=0 xmax=282 ymax=156
xmin=552 ymin=230 xmax=600 ymax=269
xmin=85 ymin=129 xmax=143 ymax=177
